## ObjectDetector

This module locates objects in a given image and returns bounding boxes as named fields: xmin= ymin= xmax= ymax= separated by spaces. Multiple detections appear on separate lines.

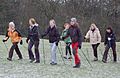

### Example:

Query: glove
xmin=26 ymin=38 xmax=29 ymax=43
xmin=62 ymin=37 xmax=65 ymax=40
xmin=20 ymin=40 xmax=23 ymax=45
xmin=84 ymin=37 xmax=86 ymax=39
xmin=56 ymin=42 xmax=58 ymax=46
xmin=3 ymin=39 xmax=7 ymax=42
xmin=41 ymin=35 xmax=44 ymax=38
xmin=78 ymin=45 xmax=81 ymax=49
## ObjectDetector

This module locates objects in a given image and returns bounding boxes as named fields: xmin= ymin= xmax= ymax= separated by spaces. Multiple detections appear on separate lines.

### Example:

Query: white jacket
xmin=85 ymin=28 xmax=101 ymax=44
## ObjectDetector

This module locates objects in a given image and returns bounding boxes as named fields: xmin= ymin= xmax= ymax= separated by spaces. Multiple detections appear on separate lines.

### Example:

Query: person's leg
xmin=8 ymin=43 xmax=16 ymax=60
xmin=14 ymin=43 xmax=23 ymax=59
xmin=102 ymin=45 xmax=110 ymax=63
xmin=67 ymin=43 xmax=72 ymax=59
xmin=111 ymin=44 xmax=117 ymax=62
xmin=72 ymin=42 xmax=80 ymax=67
xmin=34 ymin=41 xmax=40 ymax=63
xmin=50 ymin=43 xmax=57 ymax=65
xmin=28 ymin=41 xmax=34 ymax=60
xmin=92 ymin=44 xmax=98 ymax=61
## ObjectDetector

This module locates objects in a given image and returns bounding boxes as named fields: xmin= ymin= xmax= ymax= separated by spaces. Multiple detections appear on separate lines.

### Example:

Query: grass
xmin=0 ymin=36 xmax=120 ymax=78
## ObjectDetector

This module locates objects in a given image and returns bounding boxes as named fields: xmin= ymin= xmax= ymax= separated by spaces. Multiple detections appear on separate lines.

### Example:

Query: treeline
xmin=0 ymin=0 xmax=120 ymax=41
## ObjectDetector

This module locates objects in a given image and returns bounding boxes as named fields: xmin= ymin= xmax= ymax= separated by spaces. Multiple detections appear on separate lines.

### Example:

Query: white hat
xmin=71 ymin=18 xmax=77 ymax=22
xmin=9 ymin=22 xmax=15 ymax=28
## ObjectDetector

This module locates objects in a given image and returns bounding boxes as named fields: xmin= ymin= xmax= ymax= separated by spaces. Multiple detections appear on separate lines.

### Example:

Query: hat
xmin=71 ymin=18 xmax=77 ymax=22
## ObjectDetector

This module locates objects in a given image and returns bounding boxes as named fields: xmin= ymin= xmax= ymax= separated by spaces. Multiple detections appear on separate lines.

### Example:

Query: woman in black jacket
xmin=102 ymin=27 xmax=117 ymax=63
xmin=26 ymin=18 xmax=40 ymax=63
xmin=42 ymin=19 xmax=60 ymax=65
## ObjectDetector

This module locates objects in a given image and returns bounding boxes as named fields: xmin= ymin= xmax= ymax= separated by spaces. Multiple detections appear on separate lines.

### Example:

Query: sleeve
xmin=77 ymin=28 xmax=82 ymax=46
xmin=97 ymin=30 xmax=101 ymax=43
xmin=16 ymin=30 xmax=22 ymax=37
xmin=104 ymin=32 xmax=108 ymax=45
xmin=85 ymin=30 xmax=90 ymax=39
xmin=42 ymin=27 xmax=50 ymax=37
xmin=56 ymin=28 xmax=60 ymax=42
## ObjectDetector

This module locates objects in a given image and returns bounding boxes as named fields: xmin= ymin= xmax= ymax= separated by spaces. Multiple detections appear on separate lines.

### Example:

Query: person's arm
xmin=3 ymin=31 xmax=9 ymax=42
xmin=42 ymin=27 xmax=50 ymax=38
xmin=97 ymin=30 xmax=102 ymax=43
xmin=85 ymin=30 xmax=90 ymax=39
xmin=77 ymin=27 xmax=82 ymax=48
xmin=104 ymin=32 xmax=108 ymax=45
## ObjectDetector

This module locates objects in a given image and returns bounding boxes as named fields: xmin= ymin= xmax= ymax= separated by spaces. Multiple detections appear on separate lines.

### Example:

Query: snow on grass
xmin=0 ymin=36 xmax=120 ymax=78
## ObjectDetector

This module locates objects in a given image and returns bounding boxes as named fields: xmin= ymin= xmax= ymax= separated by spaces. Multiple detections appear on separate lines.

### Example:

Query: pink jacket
xmin=85 ymin=28 xmax=101 ymax=44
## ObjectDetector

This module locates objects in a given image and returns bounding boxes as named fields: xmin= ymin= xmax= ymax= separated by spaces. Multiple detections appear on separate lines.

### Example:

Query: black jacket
xmin=104 ymin=32 xmax=116 ymax=47
xmin=42 ymin=26 xmax=60 ymax=43
xmin=27 ymin=25 xmax=40 ymax=42
xmin=68 ymin=26 xmax=82 ymax=45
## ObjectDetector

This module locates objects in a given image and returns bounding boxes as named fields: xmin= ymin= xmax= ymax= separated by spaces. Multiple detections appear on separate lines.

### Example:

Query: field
xmin=0 ymin=36 xmax=120 ymax=78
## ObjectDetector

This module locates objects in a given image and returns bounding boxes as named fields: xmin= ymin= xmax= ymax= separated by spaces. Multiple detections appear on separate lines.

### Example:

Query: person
xmin=26 ymin=18 xmax=40 ymax=63
xmin=3 ymin=22 xmax=23 ymax=61
xmin=42 ymin=19 xmax=60 ymax=65
xmin=102 ymin=27 xmax=117 ymax=63
xmin=84 ymin=23 xmax=101 ymax=61
xmin=61 ymin=23 xmax=72 ymax=60
xmin=63 ymin=18 xmax=82 ymax=68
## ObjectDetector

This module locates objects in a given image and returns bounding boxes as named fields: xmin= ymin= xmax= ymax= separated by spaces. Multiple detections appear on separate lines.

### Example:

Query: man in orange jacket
xmin=3 ymin=22 xmax=23 ymax=61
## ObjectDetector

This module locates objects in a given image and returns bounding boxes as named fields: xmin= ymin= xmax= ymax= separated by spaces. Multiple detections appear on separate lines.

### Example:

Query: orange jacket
xmin=7 ymin=30 xmax=22 ymax=43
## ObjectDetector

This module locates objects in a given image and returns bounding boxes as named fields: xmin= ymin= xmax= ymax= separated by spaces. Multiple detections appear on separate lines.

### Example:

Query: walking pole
xmin=42 ymin=39 xmax=46 ymax=64
xmin=3 ymin=42 xmax=9 ymax=51
xmin=58 ymin=46 xmax=66 ymax=65
xmin=79 ymin=49 xmax=93 ymax=68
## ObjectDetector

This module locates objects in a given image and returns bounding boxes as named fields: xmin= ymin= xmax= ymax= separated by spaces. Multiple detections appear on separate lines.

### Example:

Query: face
xmin=106 ymin=29 xmax=111 ymax=33
xmin=64 ymin=24 xmax=70 ymax=29
xmin=8 ymin=25 xmax=14 ymax=31
xmin=90 ymin=24 xmax=95 ymax=30
xmin=49 ymin=20 xmax=55 ymax=28
xmin=29 ymin=20 xmax=33 ymax=26
xmin=70 ymin=21 xmax=75 ymax=26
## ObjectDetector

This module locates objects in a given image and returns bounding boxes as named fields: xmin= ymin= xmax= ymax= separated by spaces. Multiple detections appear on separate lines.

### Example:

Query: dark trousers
xmin=9 ymin=42 xmax=23 ymax=59
xmin=102 ymin=44 xmax=117 ymax=62
xmin=28 ymin=41 xmax=40 ymax=61
xmin=92 ymin=43 xmax=100 ymax=59
xmin=65 ymin=43 xmax=72 ymax=56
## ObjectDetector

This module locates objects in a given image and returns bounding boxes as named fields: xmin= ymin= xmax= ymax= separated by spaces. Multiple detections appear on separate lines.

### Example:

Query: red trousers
xmin=72 ymin=42 xmax=80 ymax=65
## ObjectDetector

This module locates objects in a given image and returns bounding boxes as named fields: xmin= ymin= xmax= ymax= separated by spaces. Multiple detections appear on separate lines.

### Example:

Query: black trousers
xmin=65 ymin=43 xmax=72 ymax=56
xmin=28 ymin=40 xmax=40 ymax=61
xmin=9 ymin=42 xmax=23 ymax=59
xmin=92 ymin=43 xmax=100 ymax=58
xmin=102 ymin=44 xmax=117 ymax=62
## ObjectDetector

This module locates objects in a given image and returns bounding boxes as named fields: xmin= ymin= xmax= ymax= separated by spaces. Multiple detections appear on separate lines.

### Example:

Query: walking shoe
xmin=30 ymin=59 xmax=35 ymax=63
xmin=68 ymin=56 xmax=72 ymax=59
xmin=63 ymin=56 xmax=67 ymax=59
xmin=93 ymin=57 xmax=98 ymax=61
xmin=50 ymin=62 xmax=57 ymax=65
xmin=34 ymin=60 xmax=40 ymax=63
xmin=73 ymin=63 xmax=81 ymax=68
xmin=7 ymin=58 xmax=12 ymax=61
xmin=102 ymin=59 xmax=107 ymax=63
xmin=18 ymin=58 xmax=23 ymax=60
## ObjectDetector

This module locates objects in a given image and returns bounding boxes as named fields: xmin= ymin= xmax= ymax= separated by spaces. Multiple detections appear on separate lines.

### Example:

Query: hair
xmin=106 ymin=27 xmax=113 ymax=32
xmin=29 ymin=18 xmax=36 ymax=24
xmin=90 ymin=23 xmax=97 ymax=30
xmin=9 ymin=22 xmax=15 ymax=28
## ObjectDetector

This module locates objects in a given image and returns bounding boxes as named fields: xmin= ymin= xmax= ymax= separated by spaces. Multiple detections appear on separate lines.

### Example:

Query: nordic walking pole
xmin=42 ymin=39 xmax=45 ymax=64
xmin=58 ymin=46 xmax=66 ymax=65
xmin=79 ymin=49 xmax=93 ymax=68
xmin=3 ymin=42 xmax=9 ymax=51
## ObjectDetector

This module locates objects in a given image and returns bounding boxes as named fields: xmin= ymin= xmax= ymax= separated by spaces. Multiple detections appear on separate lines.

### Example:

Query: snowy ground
xmin=0 ymin=36 xmax=120 ymax=78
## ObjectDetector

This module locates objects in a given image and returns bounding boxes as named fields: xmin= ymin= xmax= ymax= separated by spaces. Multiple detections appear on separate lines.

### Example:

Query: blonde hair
xmin=29 ymin=18 xmax=36 ymax=24
xmin=90 ymin=23 xmax=97 ymax=30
